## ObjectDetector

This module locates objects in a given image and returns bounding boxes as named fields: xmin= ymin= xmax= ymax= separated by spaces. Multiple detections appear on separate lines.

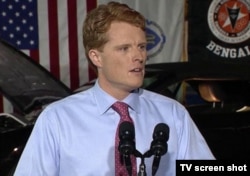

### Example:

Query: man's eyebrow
xmin=114 ymin=42 xmax=147 ymax=48
xmin=114 ymin=43 xmax=131 ymax=48
xmin=139 ymin=42 xmax=147 ymax=45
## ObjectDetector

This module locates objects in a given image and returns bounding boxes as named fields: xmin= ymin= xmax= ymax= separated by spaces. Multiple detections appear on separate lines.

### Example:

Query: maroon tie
xmin=112 ymin=101 xmax=137 ymax=176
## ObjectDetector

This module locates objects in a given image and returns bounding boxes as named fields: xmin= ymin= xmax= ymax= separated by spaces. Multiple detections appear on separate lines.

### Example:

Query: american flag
xmin=0 ymin=0 xmax=184 ymax=112
xmin=0 ymin=0 xmax=97 ymax=112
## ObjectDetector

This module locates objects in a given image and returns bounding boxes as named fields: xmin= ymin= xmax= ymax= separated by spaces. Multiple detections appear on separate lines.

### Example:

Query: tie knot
xmin=112 ymin=101 xmax=129 ymax=118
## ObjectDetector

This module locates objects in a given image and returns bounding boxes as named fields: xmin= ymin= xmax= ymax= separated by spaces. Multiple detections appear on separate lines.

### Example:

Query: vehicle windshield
xmin=0 ymin=40 xmax=72 ymax=113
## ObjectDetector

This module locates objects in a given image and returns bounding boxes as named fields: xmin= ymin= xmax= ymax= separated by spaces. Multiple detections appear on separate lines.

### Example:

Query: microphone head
xmin=151 ymin=123 xmax=169 ymax=156
xmin=118 ymin=121 xmax=135 ymax=155
xmin=153 ymin=123 xmax=169 ymax=142
xmin=119 ymin=121 xmax=135 ymax=140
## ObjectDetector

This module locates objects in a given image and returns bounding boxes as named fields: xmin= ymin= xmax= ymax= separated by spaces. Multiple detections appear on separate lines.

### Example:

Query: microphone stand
xmin=152 ymin=155 xmax=161 ymax=176
xmin=138 ymin=156 xmax=147 ymax=176
xmin=134 ymin=150 xmax=147 ymax=176
xmin=123 ymin=154 xmax=132 ymax=176
xmin=135 ymin=148 xmax=162 ymax=176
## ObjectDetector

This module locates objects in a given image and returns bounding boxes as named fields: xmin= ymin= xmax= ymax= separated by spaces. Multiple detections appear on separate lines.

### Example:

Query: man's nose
xmin=132 ymin=48 xmax=146 ymax=63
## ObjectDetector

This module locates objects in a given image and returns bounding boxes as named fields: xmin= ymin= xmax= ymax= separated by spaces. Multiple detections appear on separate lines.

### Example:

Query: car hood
xmin=145 ymin=61 xmax=250 ymax=81
xmin=0 ymin=39 xmax=72 ymax=114
xmin=145 ymin=61 xmax=250 ymax=106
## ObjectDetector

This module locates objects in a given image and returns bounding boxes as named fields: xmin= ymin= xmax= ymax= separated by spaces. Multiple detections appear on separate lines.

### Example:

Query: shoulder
xmin=41 ymin=88 xmax=94 ymax=114
xmin=139 ymin=88 xmax=182 ymax=106
xmin=138 ymin=88 xmax=188 ymax=116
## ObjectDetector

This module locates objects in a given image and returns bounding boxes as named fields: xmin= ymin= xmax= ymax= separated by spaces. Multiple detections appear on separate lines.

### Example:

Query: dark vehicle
xmin=1 ymin=38 xmax=250 ymax=175
xmin=145 ymin=62 xmax=250 ymax=160
xmin=0 ymin=39 xmax=72 ymax=175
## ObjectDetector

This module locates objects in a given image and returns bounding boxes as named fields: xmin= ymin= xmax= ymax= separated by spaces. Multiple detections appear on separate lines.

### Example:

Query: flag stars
xmin=30 ymin=40 xmax=34 ymax=45
xmin=29 ymin=26 xmax=34 ymax=31
xmin=15 ymin=12 xmax=20 ymax=17
xmin=8 ymin=4 xmax=13 ymax=10
xmin=21 ymin=5 xmax=26 ymax=10
xmin=9 ymin=19 xmax=13 ymax=24
xmin=22 ymin=19 xmax=27 ymax=24
xmin=2 ymin=26 xmax=7 ymax=31
xmin=2 ymin=11 xmax=6 ymax=16
xmin=16 ymin=40 xmax=21 ymax=45
xmin=1 ymin=0 xmax=38 ymax=49
xmin=9 ymin=33 xmax=14 ymax=38
xmin=16 ymin=26 xmax=20 ymax=31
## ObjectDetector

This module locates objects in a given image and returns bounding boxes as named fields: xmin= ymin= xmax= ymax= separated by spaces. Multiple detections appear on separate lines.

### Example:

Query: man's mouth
xmin=130 ymin=68 xmax=143 ymax=72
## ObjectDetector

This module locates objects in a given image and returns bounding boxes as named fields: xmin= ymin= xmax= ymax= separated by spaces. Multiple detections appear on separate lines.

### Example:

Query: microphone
xmin=150 ymin=123 xmax=169 ymax=176
xmin=119 ymin=121 xmax=136 ymax=176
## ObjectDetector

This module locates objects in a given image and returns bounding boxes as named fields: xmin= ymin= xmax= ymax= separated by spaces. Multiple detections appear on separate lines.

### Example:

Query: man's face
xmin=91 ymin=21 xmax=147 ymax=98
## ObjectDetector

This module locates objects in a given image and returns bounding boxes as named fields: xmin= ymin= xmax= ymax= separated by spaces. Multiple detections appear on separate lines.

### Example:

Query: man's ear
xmin=88 ymin=49 xmax=102 ymax=68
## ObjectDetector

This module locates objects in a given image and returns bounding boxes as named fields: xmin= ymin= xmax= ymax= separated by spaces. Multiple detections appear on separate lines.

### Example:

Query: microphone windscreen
xmin=153 ymin=123 xmax=169 ymax=142
xmin=119 ymin=121 xmax=135 ymax=140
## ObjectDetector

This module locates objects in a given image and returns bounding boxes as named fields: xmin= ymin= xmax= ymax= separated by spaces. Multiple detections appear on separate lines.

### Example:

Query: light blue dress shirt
xmin=14 ymin=80 xmax=214 ymax=176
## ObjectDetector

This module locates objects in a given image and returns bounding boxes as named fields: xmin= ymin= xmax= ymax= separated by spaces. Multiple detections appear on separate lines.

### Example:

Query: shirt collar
xmin=93 ymin=80 xmax=141 ymax=115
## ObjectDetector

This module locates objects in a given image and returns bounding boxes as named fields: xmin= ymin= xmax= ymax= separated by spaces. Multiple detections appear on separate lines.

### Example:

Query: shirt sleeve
xmin=14 ymin=108 xmax=60 ymax=176
xmin=175 ymin=105 xmax=215 ymax=160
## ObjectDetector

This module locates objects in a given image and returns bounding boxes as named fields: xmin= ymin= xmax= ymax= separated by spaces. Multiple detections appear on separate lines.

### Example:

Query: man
xmin=14 ymin=2 xmax=214 ymax=176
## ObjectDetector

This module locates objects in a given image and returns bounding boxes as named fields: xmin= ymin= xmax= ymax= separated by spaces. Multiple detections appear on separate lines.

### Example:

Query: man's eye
xmin=139 ymin=45 xmax=146 ymax=50
xmin=120 ymin=47 xmax=128 ymax=51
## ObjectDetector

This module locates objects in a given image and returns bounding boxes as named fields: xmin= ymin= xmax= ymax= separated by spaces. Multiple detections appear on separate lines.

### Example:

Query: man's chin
xmin=128 ymin=82 xmax=143 ymax=91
